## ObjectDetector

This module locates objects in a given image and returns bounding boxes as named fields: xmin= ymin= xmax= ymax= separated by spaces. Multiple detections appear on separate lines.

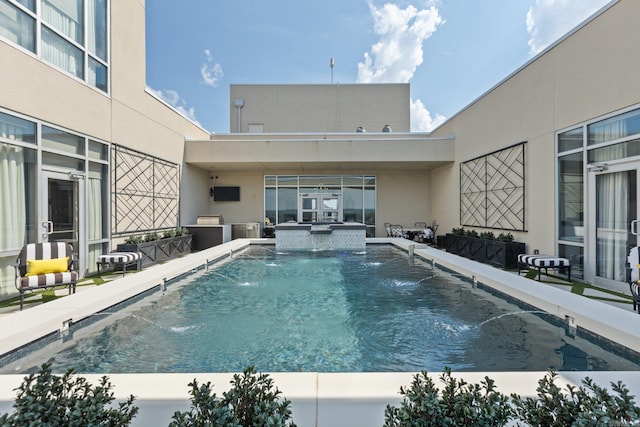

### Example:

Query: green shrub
xmin=451 ymin=227 xmax=465 ymax=236
xmin=383 ymin=368 xmax=512 ymax=427
xmin=385 ymin=369 xmax=640 ymax=427
xmin=0 ymin=363 xmax=138 ymax=426
xmin=179 ymin=227 xmax=189 ymax=236
xmin=479 ymin=231 xmax=495 ymax=240
xmin=162 ymin=228 xmax=178 ymax=239
xmin=124 ymin=234 xmax=143 ymax=244
xmin=511 ymin=371 xmax=640 ymax=426
xmin=496 ymin=232 xmax=514 ymax=242
xmin=143 ymin=232 xmax=159 ymax=242
xmin=465 ymin=229 xmax=479 ymax=238
xmin=170 ymin=366 xmax=296 ymax=427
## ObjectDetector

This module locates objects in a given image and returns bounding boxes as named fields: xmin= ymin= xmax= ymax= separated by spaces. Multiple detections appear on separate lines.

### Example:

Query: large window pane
xmin=88 ymin=139 xmax=108 ymax=160
xmin=588 ymin=108 xmax=640 ymax=145
xmin=41 ymin=25 xmax=84 ymax=78
xmin=0 ymin=111 xmax=36 ymax=143
xmin=277 ymin=187 xmax=297 ymax=223
xmin=88 ymin=162 xmax=108 ymax=240
xmin=0 ymin=142 xmax=37 ymax=252
xmin=559 ymin=244 xmax=584 ymax=280
xmin=265 ymin=187 xmax=276 ymax=224
xmin=558 ymin=152 xmax=584 ymax=243
xmin=364 ymin=187 xmax=375 ymax=225
xmin=587 ymin=138 xmax=640 ymax=163
xmin=42 ymin=151 xmax=84 ymax=170
xmin=277 ymin=176 xmax=297 ymax=186
xmin=41 ymin=0 xmax=83 ymax=43
xmin=558 ymin=127 xmax=583 ymax=153
xmin=343 ymin=187 xmax=363 ymax=223
xmin=299 ymin=175 xmax=341 ymax=188
xmin=88 ymin=56 xmax=108 ymax=92
xmin=87 ymin=0 xmax=106 ymax=60
xmin=0 ymin=0 xmax=35 ymax=51
xmin=15 ymin=0 xmax=34 ymax=11
xmin=42 ymin=125 xmax=85 ymax=155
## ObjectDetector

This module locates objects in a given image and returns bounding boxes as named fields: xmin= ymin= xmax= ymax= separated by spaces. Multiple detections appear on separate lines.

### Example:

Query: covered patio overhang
xmin=184 ymin=132 xmax=455 ymax=172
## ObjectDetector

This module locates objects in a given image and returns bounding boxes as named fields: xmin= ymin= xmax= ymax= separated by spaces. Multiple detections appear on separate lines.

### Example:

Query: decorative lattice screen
xmin=112 ymin=144 xmax=180 ymax=235
xmin=460 ymin=142 xmax=526 ymax=231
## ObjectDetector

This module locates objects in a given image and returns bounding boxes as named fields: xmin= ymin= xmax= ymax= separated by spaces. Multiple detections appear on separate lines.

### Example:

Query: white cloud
xmin=357 ymin=2 xmax=443 ymax=83
xmin=201 ymin=49 xmax=224 ymax=87
xmin=357 ymin=2 xmax=445 ymax=132
xmin=526 ymin=0 xmax=610 ymax=56
xmin=148 ymin=87 xmax=201 ymax=126
xmin=410 ymin=98 xmax=446 ymax=132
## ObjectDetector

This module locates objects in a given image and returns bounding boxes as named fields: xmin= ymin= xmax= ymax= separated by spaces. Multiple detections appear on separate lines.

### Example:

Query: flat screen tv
xmin=213 ymin=186 xmax=240 ymax=202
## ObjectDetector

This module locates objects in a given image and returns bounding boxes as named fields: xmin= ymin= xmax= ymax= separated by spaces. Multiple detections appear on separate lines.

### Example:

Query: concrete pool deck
xmin=0 ymin=238 xmax=639 ymax=426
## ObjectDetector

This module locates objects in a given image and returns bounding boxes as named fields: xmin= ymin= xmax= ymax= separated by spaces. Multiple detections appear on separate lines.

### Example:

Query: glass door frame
xmin=40 ymin=170 xmax=86 ymax=274
xmin=298 ymin=192 xmax=342 ymax=223
xmin=586 ymin=160 xmax=639 ymax=291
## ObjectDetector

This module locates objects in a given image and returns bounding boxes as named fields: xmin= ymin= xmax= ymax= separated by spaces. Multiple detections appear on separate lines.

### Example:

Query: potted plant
xmin=117 ymin=227 xmax=193 ymax=267
xmin=444 ymin=228 xmax=525 ymax=269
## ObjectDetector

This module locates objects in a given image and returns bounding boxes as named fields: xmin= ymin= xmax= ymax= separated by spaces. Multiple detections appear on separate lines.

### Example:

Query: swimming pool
xmin=3 ymin=245 xmax=638 ymax=374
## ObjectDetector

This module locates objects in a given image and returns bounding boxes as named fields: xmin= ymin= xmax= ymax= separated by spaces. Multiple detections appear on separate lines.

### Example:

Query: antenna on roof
xmin=330 ymin=57 xmax=335 ymax=84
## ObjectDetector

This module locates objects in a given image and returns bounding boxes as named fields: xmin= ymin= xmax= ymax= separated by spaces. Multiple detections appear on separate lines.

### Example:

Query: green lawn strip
xmin=0 ymin=273 xmax=116 ymax=310
xmin=526 ymin=268 xmax=632 ymax=303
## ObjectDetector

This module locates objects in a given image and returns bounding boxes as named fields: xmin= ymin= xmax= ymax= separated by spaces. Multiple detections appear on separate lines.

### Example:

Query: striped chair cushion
xmin=98 ymin=252 xmax=142 ymax=264
xmin=518 ymin=254 xmax=570 ymax=268
xmin=19 ymin=271 xmax=78 ymax=289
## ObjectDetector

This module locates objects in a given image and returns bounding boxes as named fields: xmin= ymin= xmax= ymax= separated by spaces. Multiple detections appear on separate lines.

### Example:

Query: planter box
xmin=444 ymin=234 xmax=525 ymax=270
xmin=117 ymin=234 xmax=193 ymax=267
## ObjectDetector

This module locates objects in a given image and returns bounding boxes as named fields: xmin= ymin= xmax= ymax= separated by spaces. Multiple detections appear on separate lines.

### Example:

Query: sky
xmin=145 ymin=0 xmax=612 ymax=134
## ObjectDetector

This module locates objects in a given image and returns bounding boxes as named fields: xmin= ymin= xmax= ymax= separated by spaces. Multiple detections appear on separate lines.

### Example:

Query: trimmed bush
xmin=384 ymin=369 xmax=640 ymax=427
xmin=170 ymin=366 xmax=296 ymax=427
xmin=0 ymin=363 xmax=138 ymax=426
xmin=511 ymin=371 xmax=640 ymax=426
xmin=383 ymin=368 xmax=512 ymax=427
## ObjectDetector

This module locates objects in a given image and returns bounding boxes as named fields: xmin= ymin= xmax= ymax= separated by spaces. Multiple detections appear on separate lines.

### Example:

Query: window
xmin=0 ymin=0 xmax=109 ymax=92
xmin=0 ymin=0 xmax=35 ymax=51
xmin=264 ymin=175 xmax=378 ymax=236
xmin=588 ymin=108 xmax=640 ymax=145
xmin=558 ymin=127 xmax=583 ymax=153
xmin=0 ymin=111 xmax=36 ymax=143
xmin=558 ymin=152 xmax=583 ymax=243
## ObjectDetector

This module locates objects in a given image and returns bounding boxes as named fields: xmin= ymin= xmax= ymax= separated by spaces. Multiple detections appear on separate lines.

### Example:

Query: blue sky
xmin=145 ymin=0 xmax=612 ymax=134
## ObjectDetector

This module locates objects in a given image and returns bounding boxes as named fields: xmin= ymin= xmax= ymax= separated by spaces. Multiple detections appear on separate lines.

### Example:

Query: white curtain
xmin=88 ymin=177 xmax=102 ymax=241
xmin=0 ymin=144 xmax=26 ymax=252
xmin=41 ymin=28 xmax=82 ymax=78
xmin=590 ymin=112 xmax=630 ymax=145
xmin=0 ymin=144 xmax=26 ymax=297
xmin=596 ymin=171 xmax=629 ymax=281
xmin=41 ymin=0 xmax=81 ymax=43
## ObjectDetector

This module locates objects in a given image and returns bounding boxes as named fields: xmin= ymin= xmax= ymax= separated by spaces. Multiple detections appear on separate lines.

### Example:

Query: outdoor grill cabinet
xmin=231 ymin=222 xmax=261 ymax=239
xmin=185 ymin=224 xmax=231 ymax=251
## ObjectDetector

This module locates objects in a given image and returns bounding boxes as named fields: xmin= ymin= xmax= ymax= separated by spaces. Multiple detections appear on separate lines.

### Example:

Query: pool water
xmin=6 ymin=246 xmax=640 ymax=373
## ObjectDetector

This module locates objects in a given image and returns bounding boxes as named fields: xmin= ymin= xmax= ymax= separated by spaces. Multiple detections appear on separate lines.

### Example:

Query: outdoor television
xmin=213 ymin=186 xmax=240 ymax=202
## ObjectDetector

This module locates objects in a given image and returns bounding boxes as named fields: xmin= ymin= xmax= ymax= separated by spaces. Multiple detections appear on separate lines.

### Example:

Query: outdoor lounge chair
xmin=518 ymin=254 xmax=571 ymax=282
xmin=14 ymin=242 xmax=78 ymax=310
xmin=97 ymin=252 xmax=143 ymax=277
xmin=389 ymin=224 xmax=409 ymax=239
